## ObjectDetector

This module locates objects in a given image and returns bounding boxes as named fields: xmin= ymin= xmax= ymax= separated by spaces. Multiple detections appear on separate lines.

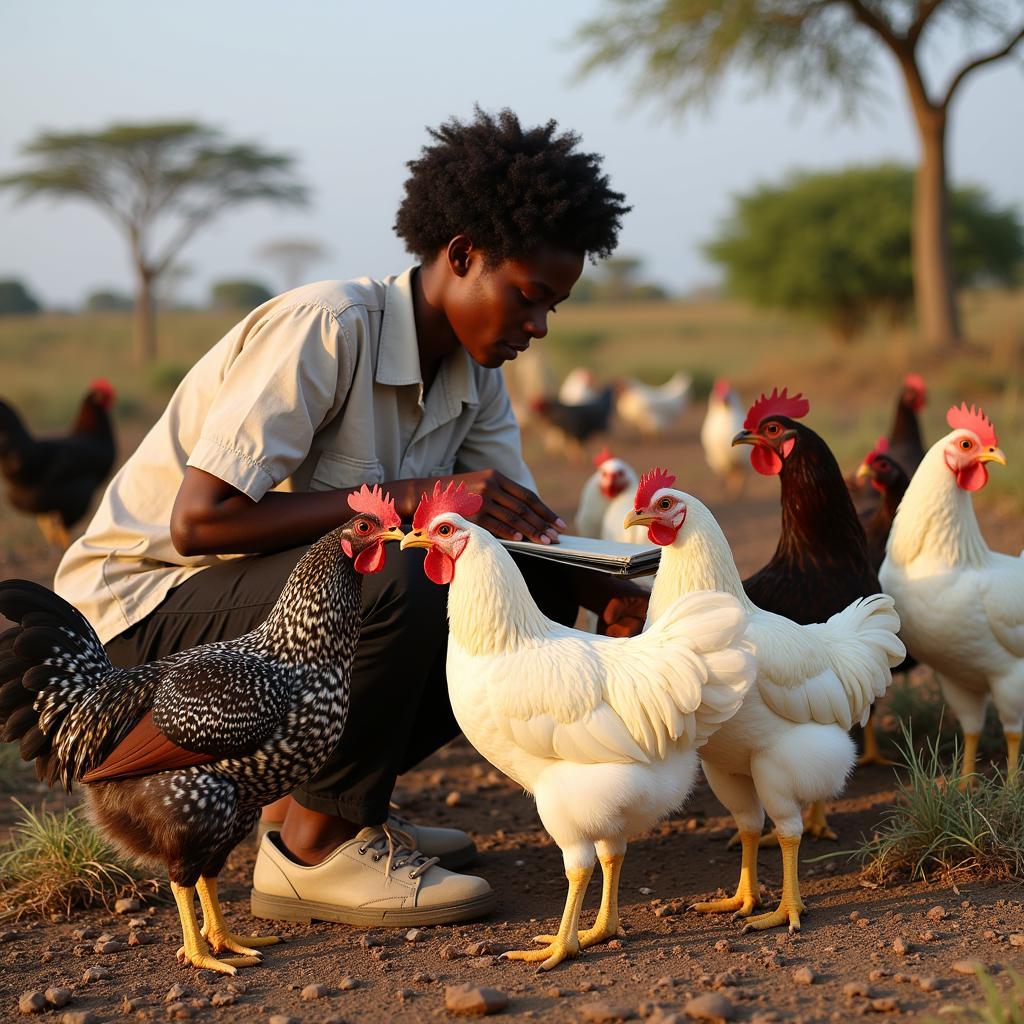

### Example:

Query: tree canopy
xmin=705 ymin=164 xmax=1023 ymax=342
xmin=210 ymin=279 xmax=274 ymax=311
xmin=0 ymin=279 xmax=41 ymax=316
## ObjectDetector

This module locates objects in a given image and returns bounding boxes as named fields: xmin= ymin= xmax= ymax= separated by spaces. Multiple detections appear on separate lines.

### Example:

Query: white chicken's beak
xmin=400 ymin=530 xmax=431 ymax=550
xmin=623 ymin=509 xmax=654 ymax=531
xmin=978 ymin=447 xmax=1007 ymax=467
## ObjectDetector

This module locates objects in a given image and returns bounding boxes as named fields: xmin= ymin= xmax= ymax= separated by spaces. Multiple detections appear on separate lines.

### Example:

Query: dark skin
xmin=172 ymin=236 xmax=648 ymax=863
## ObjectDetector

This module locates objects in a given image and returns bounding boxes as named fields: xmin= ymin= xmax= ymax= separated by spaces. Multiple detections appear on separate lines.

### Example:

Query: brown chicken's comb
xmin=634 ymin=467 xmax=677 ymax=510
xmin=743 ymin=387 xmax=810 ymax=430
xmin=864 ymin=435 xmax=889 ymax=464
xmin=347 ymin=484 xmax=401 ymax=528
xmin=904 ymin=373 xmax=926 ymax=394
xmin=412 ymin=481 xmax=484 ymax=530
xmin=946 ymin=403 xmax=997 ymax=447
xmin=593 ymin=446 xmax=615 ymax=468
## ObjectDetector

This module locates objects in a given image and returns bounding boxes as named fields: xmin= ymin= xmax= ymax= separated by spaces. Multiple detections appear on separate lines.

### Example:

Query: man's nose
xmin=525 ymin=313 xmax=548 ymax=339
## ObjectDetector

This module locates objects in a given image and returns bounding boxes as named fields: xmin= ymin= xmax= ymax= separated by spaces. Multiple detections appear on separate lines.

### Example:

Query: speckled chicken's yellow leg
xmin=504 ymin=866 xmax=592 ymax=970
xmin=691 ymin=830 xmax=761 ymax=918
xmin=857 ymin=710 xmax=895 ymax=766
xmin=1006 ymin=732 xmax=1021 ymax=784
xmin=742 ymin=834 xmax=805 ymax=934
xmin=535 ymin=854 xmax=624 ymax=949
xmin=958 ymin=731 xmax=981 ymax=791
xmin=171 ymin=881 xmax=259 ymax=974
xmin=802 ymin=800 xmax=838 ymax=840
xmin=195 ymin=876 xmax=280 ymax=957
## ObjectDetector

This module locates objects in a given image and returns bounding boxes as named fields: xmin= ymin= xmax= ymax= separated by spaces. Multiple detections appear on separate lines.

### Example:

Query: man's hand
xmin=455 ymin=469 xmax=565 ymax=544
xmin=597 ymin=593 xmax=649 ymax=638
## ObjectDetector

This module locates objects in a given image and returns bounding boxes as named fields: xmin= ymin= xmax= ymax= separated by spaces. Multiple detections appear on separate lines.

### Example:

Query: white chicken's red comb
xmin=947 ymin=403 xmax=997 ymax=447
xmin=634 ymin=467 xmax=677 ymax=510
xmin=744 ymin=387 xmax=809 ymax=430
xmin=593 ymin=446 xmax=615 ymax=469
xmin=347 ymin=484 xmax=400 ymax=528
xmin=412 ymin=481 xmax=483 ymax=530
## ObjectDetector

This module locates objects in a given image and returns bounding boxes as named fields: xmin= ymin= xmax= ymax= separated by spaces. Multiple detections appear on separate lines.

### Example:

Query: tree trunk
xmin=913 ymin=111 xmax=962 ymax=349
xmin=133 ymin=267 xmax=158 ymax=366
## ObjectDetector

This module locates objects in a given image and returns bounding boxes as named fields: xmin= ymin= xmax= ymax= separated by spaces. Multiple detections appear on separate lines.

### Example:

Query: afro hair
xmin=394 ymin=107 xmax=630 ymax=265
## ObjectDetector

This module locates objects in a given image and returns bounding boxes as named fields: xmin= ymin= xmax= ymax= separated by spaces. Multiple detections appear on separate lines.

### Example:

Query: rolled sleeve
xmin=187 ymin=303 xmax=350 ymax=500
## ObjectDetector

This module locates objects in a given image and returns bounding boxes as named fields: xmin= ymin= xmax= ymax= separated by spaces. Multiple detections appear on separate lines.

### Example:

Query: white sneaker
xmin=250 ymin=825 xmax=496 ymax=926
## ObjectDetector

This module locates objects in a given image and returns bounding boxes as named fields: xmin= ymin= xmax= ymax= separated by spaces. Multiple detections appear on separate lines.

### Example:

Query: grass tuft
xmin=924 ymin=967 xmax=1024 ymax=1023
xmin=0 ymin=800 xmax=160 ymax=920
xmin=859 ymin=727 xmax=1024 ymax=885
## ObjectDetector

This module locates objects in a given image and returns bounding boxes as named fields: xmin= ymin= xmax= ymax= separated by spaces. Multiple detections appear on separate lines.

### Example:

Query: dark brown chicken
xmin=0 ymin=486 xmax=403 ymax=975
xmin=0 ymin=379 xmax=116 ymax=548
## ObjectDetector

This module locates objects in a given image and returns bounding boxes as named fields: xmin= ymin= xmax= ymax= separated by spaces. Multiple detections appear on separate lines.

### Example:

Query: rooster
xmin=880 ymin=404 xmax=1020 ymax=786
xmin=402 ymin=482 xmax=755 ymax=969
xmin=626 ymin=469 xmax=904 ymax=932
xmin=700 ymin=378 xmax=748 ymax=500
xmin=733 ymin=388 xmax=885 ymax=838
xmin=615 ymin=371 xmax=691 ymax=440
xmin=0 ymin=486 xmax=404 ymax=974
xmin=0 ymin=379 xmax=116 ymax=548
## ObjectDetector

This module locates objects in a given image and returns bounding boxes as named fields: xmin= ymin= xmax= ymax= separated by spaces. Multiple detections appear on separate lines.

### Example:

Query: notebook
xmin=500 ymin=534 xmax=662 ymax=578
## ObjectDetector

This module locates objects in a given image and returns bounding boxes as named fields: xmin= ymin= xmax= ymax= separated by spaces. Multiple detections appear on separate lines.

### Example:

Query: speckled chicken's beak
xmin=978 ymin=447 xmax=1007 ymax=466
xmin=400 ymin=530 xmax=431 ymax=550
xmin=379 ymin=528 xmax=406 ymax=544
xmin=623 ymin=510 xmax=654 ymax=531
xmin=731 ymin=430 xmax=756 ymax=447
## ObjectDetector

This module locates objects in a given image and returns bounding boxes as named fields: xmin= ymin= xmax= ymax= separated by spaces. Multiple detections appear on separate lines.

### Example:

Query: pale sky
xmin=2 ymin=1 xmax=1022 ymax=307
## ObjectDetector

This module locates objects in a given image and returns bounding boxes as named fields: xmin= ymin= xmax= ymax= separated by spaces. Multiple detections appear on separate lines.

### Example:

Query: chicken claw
xmin=505 ymin=865 xmax=592 ymax=972
xmin=692 ymin=830 xmax=761 ymax=918
xmin=196 ymin=876 xmax=281 ymax=958
xmin=802 ymin=801 xmax=838 ymax=841
xmin=740 ymin=834 xmax=804 ymax=934
xmin=504 ymin=934 xmax=581 ymax=971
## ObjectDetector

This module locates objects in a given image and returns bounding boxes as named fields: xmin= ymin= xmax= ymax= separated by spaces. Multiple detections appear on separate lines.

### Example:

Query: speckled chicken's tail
xmin=0 ymin=579 xmax=116 ymax=788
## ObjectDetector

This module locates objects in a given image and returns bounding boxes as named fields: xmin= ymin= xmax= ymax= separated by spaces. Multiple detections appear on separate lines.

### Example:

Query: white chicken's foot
xmin=690 ymin=830 xmax=761 ymax=918
xmin=741 ymin=834 xmax=805 ymax=934
xmin=1007 ymin=732 xmax=1021 ymax=784
xmin=958 ymin=731 xmax=981 ymax=791
xmin=504 ymin=865 xmax=592 ymax=971
xmin=535 ymin=853 xmax=623 ymax=949
xmin=802 ymin=801 xmax=838 ymax=841
xmin=196 ymin=875 xmax=279 ymax=957
xmin=857 ymin=709 xmax=895 ymax=766
xmin=171 ymin=881 xmax=261 ymax=974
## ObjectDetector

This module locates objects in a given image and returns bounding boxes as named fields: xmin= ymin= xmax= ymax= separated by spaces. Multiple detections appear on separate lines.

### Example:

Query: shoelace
xmin=358 ymin=822 xmax=439 ymax=881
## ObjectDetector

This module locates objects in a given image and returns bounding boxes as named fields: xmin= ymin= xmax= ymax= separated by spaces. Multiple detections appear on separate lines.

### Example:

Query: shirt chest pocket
xmin=309 ymin=451 xmax=384 ymax=492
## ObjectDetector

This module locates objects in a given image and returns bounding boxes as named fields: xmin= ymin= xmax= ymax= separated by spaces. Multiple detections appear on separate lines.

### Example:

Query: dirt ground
xmin=1 ymin=402 xmax=1023 ymax=1023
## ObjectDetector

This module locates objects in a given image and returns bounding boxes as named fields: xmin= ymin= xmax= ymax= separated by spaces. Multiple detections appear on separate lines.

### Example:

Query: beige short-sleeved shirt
xmin=54 ymin=267 xmax=535 ymax=643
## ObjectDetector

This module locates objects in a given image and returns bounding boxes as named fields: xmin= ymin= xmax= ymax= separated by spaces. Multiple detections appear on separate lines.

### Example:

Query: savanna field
xmin=1 ymin=291 xmax=1023 ymax=1023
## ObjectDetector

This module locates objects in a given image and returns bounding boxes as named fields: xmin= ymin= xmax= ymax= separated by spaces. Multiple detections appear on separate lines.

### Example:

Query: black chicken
xmin=0 ymin=379 xmax=117 ymax=548
xmin=854 ymin=438 xmax=911 ymax=572
xmin=0 ymin=485 xmax=404 ymax=975
xmin=531 ymin=385 xmax=614 ymax=459
xmin=733 ymin=388 xmax=886 ymax=830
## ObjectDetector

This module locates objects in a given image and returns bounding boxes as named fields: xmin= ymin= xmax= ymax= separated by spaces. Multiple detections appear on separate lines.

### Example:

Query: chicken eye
xmin=960 ymin=439 xmax=972 ymax=450
xmin=658 ymin=498 xmax=672 ymax=510
xmin=765 ymin=422 xmax=780 ymax=435
xmin=437 ymin=523 xmax=453 ymax=537
xmin=356 ymin=520 xmax=371 ymax=533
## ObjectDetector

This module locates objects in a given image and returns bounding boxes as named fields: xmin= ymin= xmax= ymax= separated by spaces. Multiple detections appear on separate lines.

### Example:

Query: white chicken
xmin=626 ymin=469 xmax=905 ymax=932
xmin=880 ymin=403 xmax=1021 ymax=785
xmin=574 ymin=448 xmax=647 ymax=545
xmin=559 ymin=367 xmax=601 ymax=406
xmin=616 ymin=371 xmax=692 ymax=439
xmin=700 ymin=378 xmax=748 ymax=499
xmin=402 ymin=481 xmax=755 ymax=969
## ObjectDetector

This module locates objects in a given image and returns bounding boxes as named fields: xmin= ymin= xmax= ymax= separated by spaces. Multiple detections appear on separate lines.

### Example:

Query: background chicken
xmin=0 ymin=379 xmax=116 ymax=548
xmin=402 ymin=482 xmax=754 ymax=969
xmin=532 ymin=385 xmax=614 ymax=460
xmin=0 ymin=486 xmax=404 ymax=975
xmin=626 ymin=471 xmax=904 ymax=933
xmin=574 ymin=447 xmax=647 ymax=545
xmin=700 ymin=378 xmax=748 ymax=500
xmin=615 ymin=370 xmax=691 ymax=440
xmin=733 ymin=388 xmax=887 ymax=829
xmin=558 ymin=367 xmax=601 ymax=406
xmin=880 ymin=404 xmax=1021 ymax=786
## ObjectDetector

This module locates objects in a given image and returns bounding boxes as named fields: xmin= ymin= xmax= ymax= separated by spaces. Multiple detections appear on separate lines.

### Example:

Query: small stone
xmin=115 ymin=897 xmax=142 ymax=914
xmin=580 ymin=981 xmax=603 ymax=992
xmin=127 ymin=917 xmax=148 ymax=928
xmin=302 ymin=983 xmax=331 ymax=1000
xmin=920 ymin=930 xmax=936 ymax=941
xmin=60 ymin=1014 xmax=97 ymax=1024
xmin=868 ymin=969 xmax=890 ymax=982
xmin=857 ymin=918 xmax=871 ymax=928
xmin=338 ymin=976 xmax=360 ymax=991
xmin=359 ymin=932 xmax=383 ymax=948
xmin=165 ymin=1005 xmax=193 ymax=1021
xmin=439 ymin=942 xmax=465 ymax=960
xmin=892 ymin=937 xmax=910 ymax=955
xmin=639 ymin=887 xmax=653 ymax=895
xmin=45 ymin=988 xmax=72 ymax=1008
xmin=412 ymin=972 xmax=435 ymax=984
xmin=843 ymin=981 xmax=871 ymax=999
xmin=714 ymin=940 xmax=732 ymax=953
xmin=72 ymin=927 xmax=99 ymax=940
xmin=653 ymin=904 xmax=677 ymax=917
xmin=268 ymin=1017 xmax=300 ymax=1024
xmin=18 ymin=991 xmax=46 ymax=1015
xmin=81 ymin=966 xmax=110 ymax=983
xmin=578 ymin=1002 xmax=636 ymax=1022
xmin=165 ymin=984 xmax=190 ymax=1002
xmin=1009 ymin=934 xmax=1024 ymax=947
xmin=121 ymin=997 xmax=144 ymax=1012
xmin=445 ymin=790 xmax=463 ymax=806
xmin=465 ymin=939 xmax=503 ymax=957
xmin=926 ymin=906 xmax=947 ymax=922
xmin=951 ymin=960 xmax=984 ymax=975
xmin=545 ymin=987 xmax=572 ymax=998
xmin=917 ymin=977 xmax=942 ymax=992
xmin=792 ymin=967 xmax=815 ymax=986
xmin=444 ymin=983 xmax=509 ymax=1015
xmin=94 ymin=938 xmax=123 ymax=954
xmin=849 ymin=911 xmax=860 ymax=921
xmin=405 ymin=927 xmax=425 ymax=943
xmin=683 ymin=991 xmax=736 ymax=1022
xmin=870 ymin=997 xmax=900 ymax=1013
xmin=712 ymin=971 xmax=738 ymax=989
xmin=396 ymin=988 xmax=415 ymax=1001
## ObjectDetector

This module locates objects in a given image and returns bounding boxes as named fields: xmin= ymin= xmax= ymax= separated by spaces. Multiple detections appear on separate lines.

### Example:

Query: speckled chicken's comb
xmin=347 ymin=484 xmax=401 ymax=528
xmin=947 ymin=403 xmax=997 ymax=447
xmin=634 ymin=467 xmax=677 ymax=510
xmin=593 ymin=446 xmax=615 ymax=468
xmin=743 ymin=387 xmax=810 ymax=430
xmin=412 ymin=481 xmax=483 ymax=530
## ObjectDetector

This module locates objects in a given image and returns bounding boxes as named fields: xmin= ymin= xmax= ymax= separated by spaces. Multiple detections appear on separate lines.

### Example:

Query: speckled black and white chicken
xmin=0 ymin=485 xmax=403 ymax=975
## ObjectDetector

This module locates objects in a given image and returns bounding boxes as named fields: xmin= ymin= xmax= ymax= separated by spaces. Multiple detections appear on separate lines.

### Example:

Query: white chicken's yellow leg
xmin=958 ymin=731 xmax=981 ymax=791
xmin=504 ymin=866 xmax=592 ymax=970
xmin=857 ymin=709 xmax=895 ymax=766
xmin=691 ymin=830 xmax=761 ymax=917
xmin=195 ymin=876 xmax=280 ymax=958
xmin=535 ymin=854 xmax=623 ymax=949
xmin=742 ymin=834 xmax=805 ymax=934
xmin=1006 ymin=732 xmax=1021 ymax=783
xmin=172 ymin=881 xmax=258 ymax=974
xmin=802 ymin=800 xmax=838 ymax=840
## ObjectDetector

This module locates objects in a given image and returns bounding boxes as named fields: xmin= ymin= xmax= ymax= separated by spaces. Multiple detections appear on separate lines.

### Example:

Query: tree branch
xmin=941 ymin=22 xmax=1024 ymax=109
xmin=907 ymin=0 xmax=943 ymax=48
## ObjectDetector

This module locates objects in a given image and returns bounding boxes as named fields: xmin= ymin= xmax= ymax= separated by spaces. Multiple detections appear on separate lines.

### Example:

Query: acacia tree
xmin=1 ymin=122 xmax=308 ymax=364
xmin=257 ymin=238 xmax=329 ymax=291
xmin=575 ymin=0 xmax=1024 ymax=350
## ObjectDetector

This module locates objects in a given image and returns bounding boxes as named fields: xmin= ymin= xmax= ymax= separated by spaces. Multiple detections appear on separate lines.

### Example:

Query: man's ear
xmin=446 ymin=235 xmax=475 ymax=278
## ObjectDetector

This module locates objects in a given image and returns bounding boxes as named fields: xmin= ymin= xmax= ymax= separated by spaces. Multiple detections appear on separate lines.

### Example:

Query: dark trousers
xmin=105 ymin=544 xmax=577 ymax=825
